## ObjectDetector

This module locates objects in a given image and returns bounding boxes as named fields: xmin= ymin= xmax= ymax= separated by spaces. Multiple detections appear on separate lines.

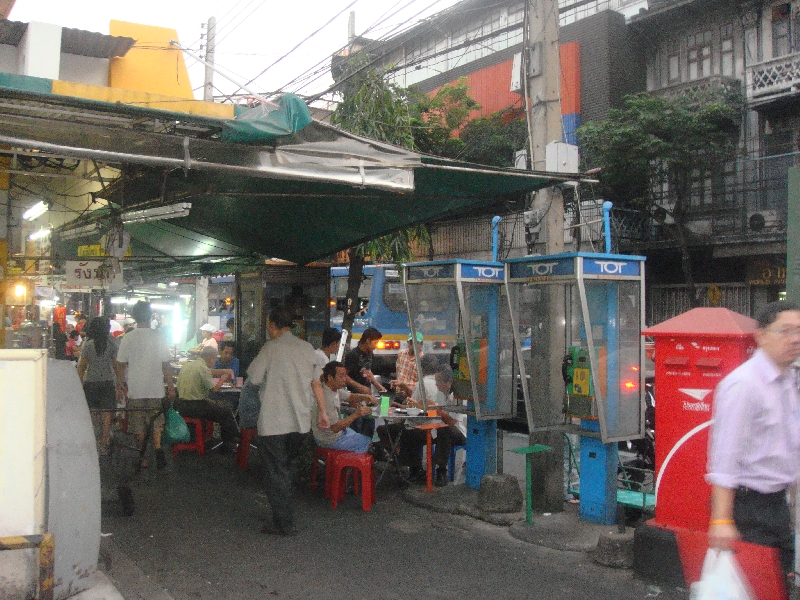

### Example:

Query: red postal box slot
xmin=643 ymin=308 xmax=756 ymax=531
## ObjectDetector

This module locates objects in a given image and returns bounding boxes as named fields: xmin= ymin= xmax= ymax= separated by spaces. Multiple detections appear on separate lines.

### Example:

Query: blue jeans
xmin=320 ymin=428 xmax=371 ymax=453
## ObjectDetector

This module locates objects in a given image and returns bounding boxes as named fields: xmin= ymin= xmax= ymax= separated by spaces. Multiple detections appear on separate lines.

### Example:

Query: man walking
xmin=707 ymin=300 xmax=800 ymax=591
xmin=247 ymin=307 xmax=328 ymax=536
xmin=115 ymin=301 xmax=176 ymax=469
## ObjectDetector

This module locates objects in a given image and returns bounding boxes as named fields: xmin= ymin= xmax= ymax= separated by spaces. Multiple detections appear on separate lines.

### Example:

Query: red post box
xmin=642 ymin=308 xmax=757 ymax=531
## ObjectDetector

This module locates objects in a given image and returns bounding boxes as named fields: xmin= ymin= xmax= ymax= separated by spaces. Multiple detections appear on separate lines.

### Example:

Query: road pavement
xmin=97 ymin=443 xmax=688 ymax=600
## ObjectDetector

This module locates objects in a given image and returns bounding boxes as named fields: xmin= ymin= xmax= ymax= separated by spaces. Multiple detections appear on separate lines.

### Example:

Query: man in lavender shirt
xmin=707 ymin=300 xmax=800 ymax=584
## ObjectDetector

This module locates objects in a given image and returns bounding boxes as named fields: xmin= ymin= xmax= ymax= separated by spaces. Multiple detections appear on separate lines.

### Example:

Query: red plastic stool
xmin=329 ymin=451 xmax=375 ymax=512
xmin=171 ymin=417 xmax=209 ymax=456
xmin=236 ymin=428 xmax=258 ymax=469
xmin=311 ymin=447 xmax=343 ymax=498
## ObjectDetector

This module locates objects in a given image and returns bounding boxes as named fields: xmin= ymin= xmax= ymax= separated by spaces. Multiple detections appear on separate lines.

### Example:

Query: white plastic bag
xmin=689 ymin=549 xmax=753 ymax=600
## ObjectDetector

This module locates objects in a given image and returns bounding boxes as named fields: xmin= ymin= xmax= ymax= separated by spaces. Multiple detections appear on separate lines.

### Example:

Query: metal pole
xmin=203 ymin=17 xmax=216 ymax=102
xmin=602 ymin=201 xmax=613 ymax=254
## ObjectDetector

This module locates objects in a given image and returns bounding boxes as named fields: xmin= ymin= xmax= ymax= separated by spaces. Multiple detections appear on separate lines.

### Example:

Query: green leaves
xmin=577 ymin=90 xmax=744 ymax=213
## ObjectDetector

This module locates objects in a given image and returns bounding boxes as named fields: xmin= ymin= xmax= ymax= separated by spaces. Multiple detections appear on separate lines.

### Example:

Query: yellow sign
xmin=707 ymin=284 xmax=721 ymax=306
xmin=572 ymin=368 xmax=591 ymax=396
xmin=77 ymin=244 xmax=132 ymax=257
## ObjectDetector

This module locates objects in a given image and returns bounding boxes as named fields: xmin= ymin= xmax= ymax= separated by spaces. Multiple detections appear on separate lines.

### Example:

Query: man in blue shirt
xmin=213 ymin=341 xmax=240 ymax=379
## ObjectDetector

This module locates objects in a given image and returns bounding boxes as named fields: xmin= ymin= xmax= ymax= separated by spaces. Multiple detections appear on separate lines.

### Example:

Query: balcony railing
xmin=651 ymin=75 xmax=741 ymax=99
xmin=747 ymin=53 xmax=800 ymax=99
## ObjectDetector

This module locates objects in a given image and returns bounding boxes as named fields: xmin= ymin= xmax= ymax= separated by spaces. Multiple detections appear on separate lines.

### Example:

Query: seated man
xmin=212 ymin=341 xmax=240 ymax=379
xmin=311 ymin=361 xmax=374 ymax=453
xmin=398 ymin=365 xmax=466 ymax=487
xmin=176 ymin=346 xmax=240 ymax=453
xmin=377 ymin=353 xmax=439 ymax=468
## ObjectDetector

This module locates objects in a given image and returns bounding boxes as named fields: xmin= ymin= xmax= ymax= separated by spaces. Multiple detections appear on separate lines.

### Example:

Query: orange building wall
xmin=108 ymin=20 xmax=194 ymax=99
xmin=430 ymin=59 xmax=522 ymax=123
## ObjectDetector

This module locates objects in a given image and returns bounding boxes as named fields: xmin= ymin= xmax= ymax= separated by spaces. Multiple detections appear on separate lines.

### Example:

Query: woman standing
xmin=78 ymin=317 xmax=119 ymax=454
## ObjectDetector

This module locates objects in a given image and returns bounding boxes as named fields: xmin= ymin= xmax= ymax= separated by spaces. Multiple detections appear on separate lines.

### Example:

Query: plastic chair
xmin=310 ymin=446 xmax=341 ymax=498
xmin=329 ymin=452 xmax=375 ymax=511
xmin=236 ymin=428 xmax=258 ymax=469
xmin=171 ymin=417 xmax=212 ymax=457
xmin=448 ymin=444 xmax=466 ymax=482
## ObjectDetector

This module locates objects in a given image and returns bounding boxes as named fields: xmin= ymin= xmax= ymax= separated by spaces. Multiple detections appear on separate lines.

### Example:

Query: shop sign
xmin=77 ymin=243 xmax=132 ymax=257
xmin=746 ymin=257 xmax=786 ymax=286
xmin=65 ymin=260 xmax=122 ymax=289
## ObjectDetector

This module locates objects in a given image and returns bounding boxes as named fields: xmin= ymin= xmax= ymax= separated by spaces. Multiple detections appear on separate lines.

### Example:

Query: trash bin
xmin=642 ymin=308 xmax=757 ymax=531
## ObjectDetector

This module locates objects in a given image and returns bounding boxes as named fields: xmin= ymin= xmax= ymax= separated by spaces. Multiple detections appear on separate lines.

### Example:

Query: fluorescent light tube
xmin=23 ymin=201 xmax=48 ymax=221
xmin=121 ymin=202 xmax=191 ymax=224
xmin=60 ymin=222 xmax=101 ymax=240
xmin=29 ymin=228 xmax=51 ymax=240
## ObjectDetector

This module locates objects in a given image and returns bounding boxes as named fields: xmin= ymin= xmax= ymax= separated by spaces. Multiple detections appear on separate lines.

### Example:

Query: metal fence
xmin=646 ymin=283 xmax=750 ymax=326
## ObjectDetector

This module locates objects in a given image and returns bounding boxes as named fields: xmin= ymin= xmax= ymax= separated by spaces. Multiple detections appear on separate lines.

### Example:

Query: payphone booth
xmin=504 ymin=252 xmax=646 ymax=524
xmin=403 ymin=260 xmax=515 ymax=489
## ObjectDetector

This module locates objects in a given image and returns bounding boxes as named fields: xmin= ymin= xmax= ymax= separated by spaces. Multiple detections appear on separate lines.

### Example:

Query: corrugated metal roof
xmin=0 ymin=19 xmax=26 ymax=46
xmin=0 ymin=20 xmax=135 ymax=57
xmin=61 ymin=27 xmax=135 ymax=58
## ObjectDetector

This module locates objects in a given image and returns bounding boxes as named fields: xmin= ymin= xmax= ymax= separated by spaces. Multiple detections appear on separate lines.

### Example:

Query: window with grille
xmin=772 ymin=3 xmax=792 ymax=57
xmin=721 ymin=23 xmax=734 ymax=76
xmin=668 ymin=39 xmax=681 ymax=83
xmin=687 ymin=30 xmax=712 ymax=80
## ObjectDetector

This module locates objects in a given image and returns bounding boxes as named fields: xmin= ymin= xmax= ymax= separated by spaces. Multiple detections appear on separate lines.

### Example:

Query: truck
xmin=330 ymin=264 xmax=456 ymax=376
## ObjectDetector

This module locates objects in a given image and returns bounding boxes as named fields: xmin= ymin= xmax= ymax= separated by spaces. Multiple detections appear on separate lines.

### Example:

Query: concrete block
xmin=477 ymin=474 xmax=523 ymax=513
xmin=593 ymin=530 xmax=634 ymax=568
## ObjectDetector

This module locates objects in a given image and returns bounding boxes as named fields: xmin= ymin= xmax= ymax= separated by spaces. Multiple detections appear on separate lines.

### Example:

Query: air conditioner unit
xmin=747 ymin=210 xmax=778 ymax=232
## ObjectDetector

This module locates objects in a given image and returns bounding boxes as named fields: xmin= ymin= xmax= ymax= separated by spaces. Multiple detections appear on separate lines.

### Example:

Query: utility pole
xmin=203 ymin=16 xmax=216 ymax=102
xmin=525 ymin=0 xmax=566 ymax=514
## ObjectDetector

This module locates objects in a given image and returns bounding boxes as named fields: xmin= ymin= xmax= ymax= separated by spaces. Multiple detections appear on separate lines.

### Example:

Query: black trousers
xmin=174 ymin=398 xmax=239 ymax=446
xmin=255 ymin=433 xmax=303 ymax=530
xmin=398 ymin=425 xmax=466 ymax=472
xmin=733 ymin=486 xmax=794 ymax=579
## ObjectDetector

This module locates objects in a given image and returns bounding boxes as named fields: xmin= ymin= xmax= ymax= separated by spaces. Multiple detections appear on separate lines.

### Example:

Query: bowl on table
xmin=405 ymin=407 xmax=423 ymax=417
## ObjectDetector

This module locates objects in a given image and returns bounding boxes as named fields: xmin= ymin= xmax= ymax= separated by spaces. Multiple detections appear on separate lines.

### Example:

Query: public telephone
xmin=450 ymin=336 xmax=488 ymax=400
xmin=563 ymin=345 xmax=602 ymax=418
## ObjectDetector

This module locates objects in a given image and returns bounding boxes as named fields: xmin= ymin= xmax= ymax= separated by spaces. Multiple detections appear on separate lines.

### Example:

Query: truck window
xmin=383 ymin=277 xmax=450 ymax=313
xmin=331 ymin=275 xmax=372 ymax=319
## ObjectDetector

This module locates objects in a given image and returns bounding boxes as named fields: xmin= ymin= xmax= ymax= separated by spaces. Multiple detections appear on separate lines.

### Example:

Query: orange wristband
xmin=709 ymin=519 xmax=734 ymax=525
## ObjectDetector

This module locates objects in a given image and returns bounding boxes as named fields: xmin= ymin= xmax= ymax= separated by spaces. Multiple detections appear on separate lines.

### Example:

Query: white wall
xmin=0 ymin=350 xmax=47 ymax=598
xmin=18 ymin=21 xmax=61 ymax=79
xmin=0 ymin=44 xmax=18 ymax=74
xmin=59 ymin=54 xmax=109 ymax=87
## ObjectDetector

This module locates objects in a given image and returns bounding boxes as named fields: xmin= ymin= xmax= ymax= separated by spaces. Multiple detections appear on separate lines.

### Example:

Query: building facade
xmin=346 ymin=0 xmax=796 ymax=321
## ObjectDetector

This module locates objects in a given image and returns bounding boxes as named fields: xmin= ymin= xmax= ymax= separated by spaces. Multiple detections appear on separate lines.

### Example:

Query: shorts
xmin=126 ymin=397 xmax=165 ymax=435
xmin=83 ymin=380 xmax=116 ymax=411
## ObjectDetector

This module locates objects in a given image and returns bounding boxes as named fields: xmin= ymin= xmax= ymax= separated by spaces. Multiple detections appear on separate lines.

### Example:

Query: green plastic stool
xmin=510 ymin=444 xmax=552 ymax=524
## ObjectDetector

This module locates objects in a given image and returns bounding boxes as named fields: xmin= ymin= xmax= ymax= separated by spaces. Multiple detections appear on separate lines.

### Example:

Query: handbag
xmin=164 ymin=403 xmax=191 ymax=444
xmin=690 ymin=549 xmax=753 ymax=600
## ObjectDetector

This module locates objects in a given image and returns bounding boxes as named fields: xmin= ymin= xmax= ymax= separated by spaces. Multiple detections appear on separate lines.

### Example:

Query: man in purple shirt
xmin=707 ymin=300 xmax=800 ymax=586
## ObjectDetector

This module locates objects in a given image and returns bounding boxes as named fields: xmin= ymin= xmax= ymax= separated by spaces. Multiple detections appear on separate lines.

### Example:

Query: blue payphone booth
xmin=504 ymin=252 xmax=646 ymax=524
xmin=403 ymin=260 xmax=514 ymax=489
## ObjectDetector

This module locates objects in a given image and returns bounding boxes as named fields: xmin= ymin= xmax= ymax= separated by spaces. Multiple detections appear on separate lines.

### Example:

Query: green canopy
xmin=0 ymin=87 xmax=576 ymax=277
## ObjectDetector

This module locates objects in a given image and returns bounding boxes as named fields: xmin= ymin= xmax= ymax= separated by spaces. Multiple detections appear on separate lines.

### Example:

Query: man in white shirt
xmin=400 ymin=365 xmax=466 ymax=487
xmin=115 ymin=301 xmax=176 ymax=470
xmin=247 ymin=307 xmax=328 ymax=536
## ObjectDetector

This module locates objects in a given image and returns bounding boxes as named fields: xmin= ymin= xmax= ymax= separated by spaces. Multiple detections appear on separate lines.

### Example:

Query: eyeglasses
xmin=765 ymin=326 xmax=800 ymax=338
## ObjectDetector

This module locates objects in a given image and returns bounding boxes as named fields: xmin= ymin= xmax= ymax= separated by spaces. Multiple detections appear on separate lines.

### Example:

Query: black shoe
xmin=260 ymin=523 xmax=297 ymax=537
xmin=410 ymin=468 xmax=427 ymax=484
xmin=435 ymin=468 xmax=448 ymax=487
xmin=155 ymin=448 xmax=166 ymax=470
